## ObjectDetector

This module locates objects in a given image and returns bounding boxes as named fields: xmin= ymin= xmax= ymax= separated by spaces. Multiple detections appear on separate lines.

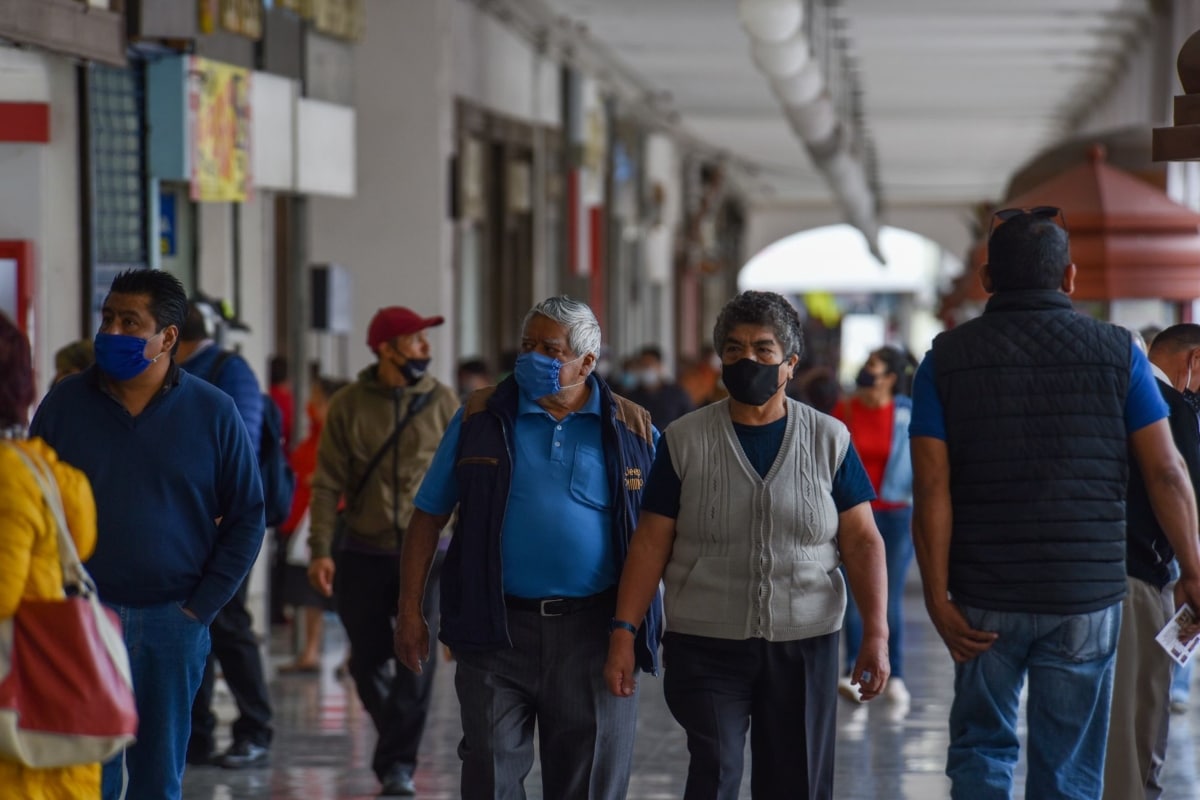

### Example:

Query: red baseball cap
xmin=367 ymin=306 xmax=445 ymax=351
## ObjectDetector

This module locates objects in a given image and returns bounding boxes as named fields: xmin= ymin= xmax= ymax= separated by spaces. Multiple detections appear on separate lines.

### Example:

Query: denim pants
xmin=947 ymin=602 xmax=1121 ymax=800
xmin=101 ymin=602 xmax=211 ymax=800
xmin=843 ymin=506 xmax=913 ymax=678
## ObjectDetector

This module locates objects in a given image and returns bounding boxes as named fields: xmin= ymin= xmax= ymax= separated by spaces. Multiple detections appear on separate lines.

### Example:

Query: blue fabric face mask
xmin=399 ymin=357 xmax=430 ymax=384
xmin=513 ymin=351 xmax=584 ymax=399
xmin=94 ymin=332 xmax=164 ymax=381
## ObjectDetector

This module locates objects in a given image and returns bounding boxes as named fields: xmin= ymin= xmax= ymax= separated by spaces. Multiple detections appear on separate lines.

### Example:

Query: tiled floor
xmin=182 ymin=587 xmax=1200 ymax=799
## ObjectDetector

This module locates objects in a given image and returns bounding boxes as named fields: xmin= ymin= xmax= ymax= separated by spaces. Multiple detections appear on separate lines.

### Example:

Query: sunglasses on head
xmin=987 ymin=205 xmax=1068 ymax=239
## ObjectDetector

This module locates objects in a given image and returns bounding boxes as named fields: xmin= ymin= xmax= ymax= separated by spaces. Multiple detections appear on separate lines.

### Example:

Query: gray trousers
xmin=1103 ymin=576 xmax=1174 ymax=800
xmin=452 ymin=600 xmax=638 ymax=800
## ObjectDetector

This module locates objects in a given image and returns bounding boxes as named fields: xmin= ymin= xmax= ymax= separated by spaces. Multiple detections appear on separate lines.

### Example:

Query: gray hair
xmin=522 ymin=296 xmax=602 ymax=358
xmin=712 ymin=291 xmax=804 ymax=361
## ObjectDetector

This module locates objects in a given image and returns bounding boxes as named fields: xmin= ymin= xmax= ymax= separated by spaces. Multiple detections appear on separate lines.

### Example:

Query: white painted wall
xmin=452 ymin=1 xmax=560 ymax=128
xmin=308 ymin=0 xmax=455 ymax=383
xmin=251 ymin=72 xmax=297 ymax=192
xmin=0 ymin=50 xmax=81 ymax=396
xmin=1076 ymin=10 xmax=1174 ymax=137
xmin=296 ymin=99 xmax=356 ymax=198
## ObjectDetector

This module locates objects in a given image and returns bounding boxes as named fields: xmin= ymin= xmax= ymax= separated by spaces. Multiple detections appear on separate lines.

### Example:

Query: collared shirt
xmin=416 ymin=376 xmax=619 ymax=598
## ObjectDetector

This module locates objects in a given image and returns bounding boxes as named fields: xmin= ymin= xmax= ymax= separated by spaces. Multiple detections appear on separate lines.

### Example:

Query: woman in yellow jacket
xmin=0 ymin=313 xmax=99 ymax=799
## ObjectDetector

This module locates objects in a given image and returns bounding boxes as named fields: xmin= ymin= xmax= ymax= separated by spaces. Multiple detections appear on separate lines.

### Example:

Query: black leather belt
xmin=503 ymin=587 xmax=616 ymax=617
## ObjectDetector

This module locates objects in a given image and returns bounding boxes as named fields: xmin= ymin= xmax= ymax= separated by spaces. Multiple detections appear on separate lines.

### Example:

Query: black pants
xmin=335 ymin=548 xmax=441 ymax=781
xmin=662 ymin=630 xmax=839 ymax=800
xmin=189 ymin=576 xmax=274 ymax=755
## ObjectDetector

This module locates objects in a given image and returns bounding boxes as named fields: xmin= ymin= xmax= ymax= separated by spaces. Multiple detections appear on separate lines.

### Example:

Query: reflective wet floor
xmin=182 ymin=586 xmax=1200 ymax=799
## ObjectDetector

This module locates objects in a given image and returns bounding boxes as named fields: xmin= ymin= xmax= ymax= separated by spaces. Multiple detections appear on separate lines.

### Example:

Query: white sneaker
xmin=837 ymin=675 xmax=864 ymax=704
xmin=885 ymin=676 xmax=911 ymax=707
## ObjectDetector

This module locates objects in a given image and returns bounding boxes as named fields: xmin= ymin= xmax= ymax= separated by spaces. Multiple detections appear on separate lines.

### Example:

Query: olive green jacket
xmin=308 ymin=365 xmax=458 ymax=558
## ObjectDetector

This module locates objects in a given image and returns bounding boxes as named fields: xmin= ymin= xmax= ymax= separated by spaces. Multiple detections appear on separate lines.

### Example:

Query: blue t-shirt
xmin=909 ymin=340 xmax=1168 ymax=440
xmin=640 ymin=416 xmax=876 ymax=519
xmin=414 ymin=377 xmax=660 ymax=598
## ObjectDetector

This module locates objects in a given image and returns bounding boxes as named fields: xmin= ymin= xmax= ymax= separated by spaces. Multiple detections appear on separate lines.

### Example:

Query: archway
xmin=738 ymin=224 xmax=963 ymax=384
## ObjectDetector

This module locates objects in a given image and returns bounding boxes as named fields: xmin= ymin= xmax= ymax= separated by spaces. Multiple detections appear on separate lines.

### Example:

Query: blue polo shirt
xmin=909 ymin=341 xmax=1168 ymax=440
xmin=416 ymin=378 xmax=658 ymax=598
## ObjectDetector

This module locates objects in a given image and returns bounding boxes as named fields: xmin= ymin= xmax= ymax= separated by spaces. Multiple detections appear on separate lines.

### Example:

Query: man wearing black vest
xmin=909 ymin=210 xmax=1200 ymax=800
xmin=1104 ymin=324 xmax=1200 ymax=800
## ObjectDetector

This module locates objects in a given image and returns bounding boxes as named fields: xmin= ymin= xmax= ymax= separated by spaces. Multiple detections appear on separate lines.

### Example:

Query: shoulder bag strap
xmin=347 ymin=390 xmax=436 ymax=507
xmin=8 ymin=443 xmax=93 ymax=597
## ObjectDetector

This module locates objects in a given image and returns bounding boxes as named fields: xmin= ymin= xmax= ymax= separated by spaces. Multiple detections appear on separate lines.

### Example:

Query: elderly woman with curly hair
xmin=0 ymin=314 xmax=99 ymax=799
xmin=605 ymin=291 xmax=890 ymax=800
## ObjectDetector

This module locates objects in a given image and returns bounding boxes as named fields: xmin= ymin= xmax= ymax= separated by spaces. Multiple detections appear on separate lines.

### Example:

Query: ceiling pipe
xmin=739 ymin=0 xmax=883 ymax=261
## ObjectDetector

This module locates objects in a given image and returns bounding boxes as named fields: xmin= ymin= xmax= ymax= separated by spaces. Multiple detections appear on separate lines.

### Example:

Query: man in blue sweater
xmin=31 ymin=269 xmax=265 ymax=800
xmin=176 ymin=300 xmax=274 ymax=770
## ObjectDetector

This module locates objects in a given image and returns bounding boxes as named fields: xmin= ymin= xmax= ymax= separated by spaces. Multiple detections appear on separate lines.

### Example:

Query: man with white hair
xmin=395 ymin=296 xmax=661 ymax=800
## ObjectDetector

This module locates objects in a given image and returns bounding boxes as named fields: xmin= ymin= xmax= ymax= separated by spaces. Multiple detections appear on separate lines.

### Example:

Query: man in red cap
xmin=307 ymin=305 xmax=460 ymax=796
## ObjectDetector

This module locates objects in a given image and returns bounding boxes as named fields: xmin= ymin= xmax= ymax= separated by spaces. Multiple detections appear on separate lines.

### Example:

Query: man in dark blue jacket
xmin=395 ymin=296 xmax=660 ymax=800
xmin=32 ymin=269 xmax=264 ymax=800
xmin=176 ymin=300 xmax=274 ymax=770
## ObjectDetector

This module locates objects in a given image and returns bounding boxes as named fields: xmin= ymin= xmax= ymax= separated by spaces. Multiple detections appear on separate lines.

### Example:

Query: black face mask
xmin=399 ymin=357 xmax=430 ymax=384
xmin=722 ymin=358 xmax=784 ymax=407
xmin=855 ymin=367 xmax=877 ymax=388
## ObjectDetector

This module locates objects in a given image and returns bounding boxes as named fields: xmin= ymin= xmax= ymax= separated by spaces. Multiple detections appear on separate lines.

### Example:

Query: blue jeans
xmin=102 ymin=602 xmax=211 ymax=800
xmin=843 ymin=506 xmax=913 ymax=678
xmin=947 ymin=603 xmax=1121 ymax=800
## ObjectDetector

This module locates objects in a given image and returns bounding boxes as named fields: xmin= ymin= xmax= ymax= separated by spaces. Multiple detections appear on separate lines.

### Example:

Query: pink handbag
xmin=0 ymin=445 xmax=138 ymax=768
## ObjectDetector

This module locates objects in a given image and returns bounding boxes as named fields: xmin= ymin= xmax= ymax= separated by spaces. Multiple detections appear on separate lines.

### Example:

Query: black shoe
xmin=379 ymin=768 xmax=415 ymax=796
xmin=217 ymin=740 xmax=270 ymax=769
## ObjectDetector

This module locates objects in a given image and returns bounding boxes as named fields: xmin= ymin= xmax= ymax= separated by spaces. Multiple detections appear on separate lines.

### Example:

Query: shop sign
xmin=187 ymin=57 xmax=252 ymax=202
xmin=199 ymin=0 xmax=264 ymax=39
xmin=278 ymin=0 xmax=314 ymax=18
xmin=160 ymin=193 xmax=177 ymax=256
xmin=312 ymin=0 xmax=364 ymax=41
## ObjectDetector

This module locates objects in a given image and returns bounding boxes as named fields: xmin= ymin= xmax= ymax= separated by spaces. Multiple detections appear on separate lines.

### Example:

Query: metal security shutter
xmin=85 ymin=61 xmax=149 ymax=325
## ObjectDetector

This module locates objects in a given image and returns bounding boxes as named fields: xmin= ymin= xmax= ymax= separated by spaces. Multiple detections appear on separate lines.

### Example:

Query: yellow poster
xmin=189 ymin=57 xmax=251 ymax=203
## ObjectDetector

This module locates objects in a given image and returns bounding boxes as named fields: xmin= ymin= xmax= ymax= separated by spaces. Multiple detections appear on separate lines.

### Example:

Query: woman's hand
xmin=850 ymin=634 xmax=891 ymax=701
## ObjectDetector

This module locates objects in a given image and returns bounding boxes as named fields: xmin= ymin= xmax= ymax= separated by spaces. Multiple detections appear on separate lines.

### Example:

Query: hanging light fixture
xmin=737 ymin=0 xmax=803 ymax=43
xmin=751 ymin=35 xmax=811 ymax=78
xmin=740 ymin=0 xmax=882 ymax=259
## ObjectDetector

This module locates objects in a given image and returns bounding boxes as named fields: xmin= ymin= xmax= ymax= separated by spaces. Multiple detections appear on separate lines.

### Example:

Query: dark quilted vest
xmin=932 ymin=289 xmax=1130 ymax=615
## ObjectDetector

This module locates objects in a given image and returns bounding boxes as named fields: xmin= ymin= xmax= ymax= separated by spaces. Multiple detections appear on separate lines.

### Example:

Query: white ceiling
xmin=539 ymin=0 xmax=1152 ymax=207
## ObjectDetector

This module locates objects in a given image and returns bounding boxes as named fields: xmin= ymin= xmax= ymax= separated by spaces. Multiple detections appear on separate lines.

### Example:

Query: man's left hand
xmin=1174 ymin=575 xmax=1200 ymax=641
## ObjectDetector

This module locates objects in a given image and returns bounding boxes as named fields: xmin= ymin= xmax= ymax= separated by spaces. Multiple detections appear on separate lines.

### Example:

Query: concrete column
xmin=308 ymin=0 xmax=455 ymax=384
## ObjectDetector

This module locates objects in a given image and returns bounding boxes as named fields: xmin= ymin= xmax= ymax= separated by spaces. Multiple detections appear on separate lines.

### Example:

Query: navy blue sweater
xmin=31 ymin=364 xmax=265 ymax=624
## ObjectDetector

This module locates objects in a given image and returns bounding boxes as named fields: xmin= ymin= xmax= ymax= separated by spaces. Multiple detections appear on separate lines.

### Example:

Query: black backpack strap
xmin=347 ymin=390 xmax=437 ymax=507
xmin=206 ymin=350 xmax=235 ymax=384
